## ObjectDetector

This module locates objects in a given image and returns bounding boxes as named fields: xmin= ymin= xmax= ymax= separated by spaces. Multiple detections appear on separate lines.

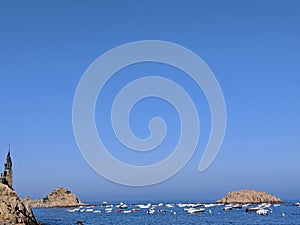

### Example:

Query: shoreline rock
xmin=0 ymin=183 xmax=39 ymax=225
xmin=24 ymin=187 xmax=85 ymax=208
xmin=216 ymin=189 xmax=282 ymax=204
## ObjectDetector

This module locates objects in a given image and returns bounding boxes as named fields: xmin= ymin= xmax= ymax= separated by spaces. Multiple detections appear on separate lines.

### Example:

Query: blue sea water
xmin=33 ymin=202 xmax=300 ymax=225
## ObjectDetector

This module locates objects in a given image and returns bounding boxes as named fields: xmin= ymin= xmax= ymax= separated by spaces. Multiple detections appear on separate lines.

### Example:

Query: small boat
xmin=187 ymin=203 xmax=203 ymax=208
xmin=136 ymin=203 xmax=151 ymax=209
xmin=245 ymin=207 xmax=260 ymax=212
xmin=273 ymin=204 xmax=281 ymax=207
xmin=117 ymin=202 xmax=128 ymax=209
xmin=204 ymin=203 xmax=216 ymax=208
xmin=158 ymin=209 xmax=167 ymax=213
xmin=258 ymin=203 xmax=271 ymax=208
xmin=123 ymin=210 xmax=132 ymax=214
xmin=67 ymin=209 xmax=76 ymax=213
xmin=86 ymin=209 xmax=93 ymax=212
xmin=232 ymin=204 xmax=242 ymax=209
xmin=147 ymin=208 xmax=155 ymax=214
xmin=187 ymin=208 xmax=205 ymax=214
xmin=93 ymin=210 xmax=101 ymax=213
xmin=165 ymin=204 xmax=175 ymax=208
xmin=102 ymin=201 xmax=109 ymax=207
xmin=105 ymin=208 xmax=113 ymax=213
xmin=256 ymin=209 xmax=268 ymax=215
xmin=293 ymin=202 xmax=300 ymax=206
xmin=132 ymin=209 xmax=140 ymax=213
xmin=223 ymin=206 xmax=232 ymax=211
xmin=177 ymin=203 xmax=188 ymax=208
xmin=114 ymin=209 xmax=123 ymax=213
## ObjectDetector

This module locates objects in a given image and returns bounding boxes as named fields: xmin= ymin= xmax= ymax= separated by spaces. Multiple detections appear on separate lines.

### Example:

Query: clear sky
xmin=0 ymin=1 xmax=299 ymax=202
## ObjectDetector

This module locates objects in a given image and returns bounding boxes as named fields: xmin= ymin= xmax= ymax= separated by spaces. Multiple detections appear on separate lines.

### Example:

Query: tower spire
xmin=5 ymin=145 xmax=12 ymax=170
xmin=1 ymin=145 xmax=13 ymax=189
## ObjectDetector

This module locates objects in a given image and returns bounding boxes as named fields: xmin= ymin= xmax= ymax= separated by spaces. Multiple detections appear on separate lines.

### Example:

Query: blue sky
xmin=0 ymin=1 xmax=299 ymax=201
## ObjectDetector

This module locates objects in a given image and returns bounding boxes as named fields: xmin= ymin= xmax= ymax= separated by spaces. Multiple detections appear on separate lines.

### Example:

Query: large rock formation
xmin=216 ymin=189 xmax=282 ymax=204
xmin=24 ymin=187 xmax=84 ymax=208
xmin=0 ymin=183 xmax=38 ymax=225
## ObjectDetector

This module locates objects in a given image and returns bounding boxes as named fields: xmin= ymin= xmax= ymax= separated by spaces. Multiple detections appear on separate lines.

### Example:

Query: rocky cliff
xmin=24 ymin=187 xmax=84 ymax=208
xmin=216 ymin=189 xmax=282 ymax=204
xmin=0 ymin=183 xmax=38 ymax=225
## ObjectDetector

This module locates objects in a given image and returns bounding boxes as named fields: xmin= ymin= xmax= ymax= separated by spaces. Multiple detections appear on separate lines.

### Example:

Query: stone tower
xmin=4 ymin=148 xmax=13 ymax=188
xmin=0 ymin=146 xmax=13 ymax=189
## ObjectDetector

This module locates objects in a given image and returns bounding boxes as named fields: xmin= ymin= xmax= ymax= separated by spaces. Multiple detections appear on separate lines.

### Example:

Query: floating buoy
xmin=282 ymin=213 xmax=285 ymax=217
xmin=173 ymin=211 xmax=177 ymax=215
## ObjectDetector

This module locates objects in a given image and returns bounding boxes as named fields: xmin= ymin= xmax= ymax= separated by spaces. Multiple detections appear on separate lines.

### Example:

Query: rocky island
xmin=217 ymin=189 xmax=282 ymax=204
xmin=0 ymin=183 xmax=38 ymax=225
xmin=24 ymin=187 xmax=85 ymax=208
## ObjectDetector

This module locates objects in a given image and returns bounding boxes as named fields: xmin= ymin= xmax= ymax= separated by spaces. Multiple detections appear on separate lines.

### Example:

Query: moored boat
xmin=245 ymin=207 xmax=260 ymax=212
xmin=223 ymin=206 xmax=232 ymax=211
xmin=93 ymin=210 xmax=101 ymax=213
xmin=117 ymin=202 xmax=128 ymax=209
xmin=232 ymin=204 xmax=242 ymax=209
xmin=204 ymin=203 xmax=216 ymax=208
xmin=136 ymin=203 xmax=151 ymax=209
xmin=187 ymin=208 xmax=205 ymax=214
xmin=147 ymin=208 xmax=155 ymax=214
xmin=256 ymin=209 xmax=268 ymax=215
xmin=132 ymin=209 xmax=140 ymax=213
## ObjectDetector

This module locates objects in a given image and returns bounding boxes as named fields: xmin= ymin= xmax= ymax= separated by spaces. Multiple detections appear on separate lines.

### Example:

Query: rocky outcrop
xmin=216 ymin=189 xmax=282 ymax=204
xmin=0 ymin=183 xmax=38 ymax=225
xmin=24 ymin=187 xmax=84 ymax=208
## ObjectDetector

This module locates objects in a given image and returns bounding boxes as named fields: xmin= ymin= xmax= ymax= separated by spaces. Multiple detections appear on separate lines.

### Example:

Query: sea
xmin=33 ymin=201 xmax=300 ymax=225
